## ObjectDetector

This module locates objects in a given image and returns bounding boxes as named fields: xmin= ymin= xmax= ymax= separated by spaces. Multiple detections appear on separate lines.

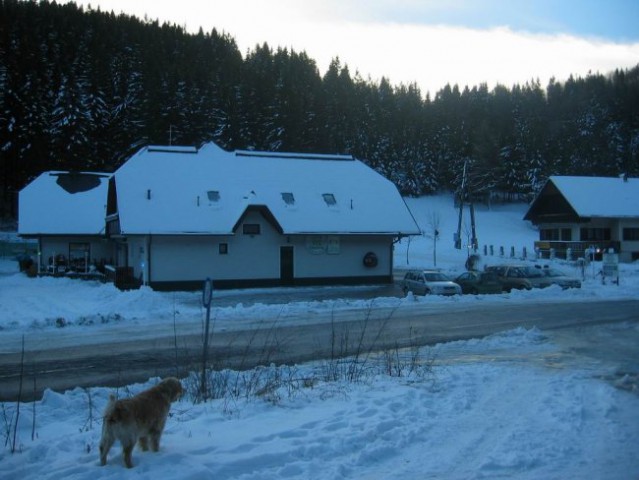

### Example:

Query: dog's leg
xmin=122 ymin=441 xmax=135 ymax=469
xmin=150 ymin=415 xmax=168 ymax=452
xmin=149 ymin=429 xmax=161 ymax=452
xmin=138 ymin=436 xmax=149 ymax=451
xmin=99 ymin=427 xmax=115 ymax=466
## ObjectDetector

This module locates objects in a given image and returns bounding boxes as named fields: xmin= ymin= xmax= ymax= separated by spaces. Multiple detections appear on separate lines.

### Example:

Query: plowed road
xmin=1 ymin=299 xmax=638 ymax=401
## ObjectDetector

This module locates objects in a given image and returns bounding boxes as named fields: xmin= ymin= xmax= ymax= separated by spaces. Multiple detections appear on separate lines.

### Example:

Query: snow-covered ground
xmin=1 ymin=195 xmax=638 ymax=479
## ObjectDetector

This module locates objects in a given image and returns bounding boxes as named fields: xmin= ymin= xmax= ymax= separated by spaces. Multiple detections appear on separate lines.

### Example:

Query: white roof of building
xmin=113 ymin=142 xmax=420 ymax=236
xmin=548 ymin=175 xmax=639 ymax=218
xmin=18 ymin=171 xmax=110 ymax=235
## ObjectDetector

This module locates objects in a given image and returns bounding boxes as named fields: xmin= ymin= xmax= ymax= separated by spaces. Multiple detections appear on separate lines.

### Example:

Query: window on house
xmin=561 ymin=228 xmax=572 ymax=241
xmin=243 ymin=224 xmax=261 ymax=235
xmin=322 ymin=193 xmax=337 ymax=206
xmin=540 ymin=229 xmax=559 ymax=241
xmin=281 ymin=192 xmax=295 ymax=205
xmin=69 ymin=242 xmax=90 ymax=272
xmin=207 ymin=190 xmax=220 ymax=202
xmin=580 ymin=228 xmax=611 ymax=241
xmin=623 ymin=228 xmax=639 ymax=241
xmin=219 ymin=243 xmax=228 ymax=255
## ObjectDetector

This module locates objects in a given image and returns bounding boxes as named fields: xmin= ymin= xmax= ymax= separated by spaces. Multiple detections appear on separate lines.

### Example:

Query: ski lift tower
xmin=454 ymin=160 xmax=478 ymax=252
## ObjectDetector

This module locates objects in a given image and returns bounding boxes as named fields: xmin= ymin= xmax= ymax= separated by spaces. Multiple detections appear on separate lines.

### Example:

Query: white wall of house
xmin=126 ymin=210 xmax=394 ymax=287
xmin=125 ymin=236 xmax=149 ymax=283
xmin=290 ymin=234 xmax=391 ymax=279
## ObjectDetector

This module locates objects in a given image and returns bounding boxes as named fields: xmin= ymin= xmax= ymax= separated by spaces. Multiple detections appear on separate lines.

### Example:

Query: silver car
xmin=402 ymin=270 xmax=462 ymax=296
xmin=541 ymin=266 xmax=582 ymax=289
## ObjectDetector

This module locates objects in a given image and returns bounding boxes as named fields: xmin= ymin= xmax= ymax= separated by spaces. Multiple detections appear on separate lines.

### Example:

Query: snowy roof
xmin=546 ymin=175 xmax=639 ymax=218
xmin=113 ymin=142 xmax=420 ymax=236
xmin=18 ymin=171 xmax=111 ymax=236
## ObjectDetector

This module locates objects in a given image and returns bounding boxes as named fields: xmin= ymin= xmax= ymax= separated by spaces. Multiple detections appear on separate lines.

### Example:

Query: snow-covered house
xmin=524 ymin=175 xmax=639 ymax=262
xmin=106 ymin=142 xmax=421 ymax=290
xmin=18 ymin=171 xmax=114 ymax=273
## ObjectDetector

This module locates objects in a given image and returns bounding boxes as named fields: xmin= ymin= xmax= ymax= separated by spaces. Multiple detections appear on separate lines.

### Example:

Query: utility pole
xmin=454 ymin=160 xmax=478 ymax=253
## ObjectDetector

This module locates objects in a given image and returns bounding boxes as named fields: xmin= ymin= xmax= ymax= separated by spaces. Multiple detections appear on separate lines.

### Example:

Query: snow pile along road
xmin=1 ymin=328 xmax=638 ymax=479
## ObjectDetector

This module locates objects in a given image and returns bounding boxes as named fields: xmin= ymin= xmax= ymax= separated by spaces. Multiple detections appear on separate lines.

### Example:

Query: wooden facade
xmin=524 ymin=176 xmax=639 ymax=262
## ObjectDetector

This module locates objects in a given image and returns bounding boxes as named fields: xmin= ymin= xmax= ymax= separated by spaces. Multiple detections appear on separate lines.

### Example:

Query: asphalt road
xmin=1 ymin=299 xmax=638 ymax=402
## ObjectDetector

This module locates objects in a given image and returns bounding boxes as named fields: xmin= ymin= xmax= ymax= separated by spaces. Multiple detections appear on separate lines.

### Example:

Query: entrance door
xmin=280 ymin=246 xmax=294 ymax=286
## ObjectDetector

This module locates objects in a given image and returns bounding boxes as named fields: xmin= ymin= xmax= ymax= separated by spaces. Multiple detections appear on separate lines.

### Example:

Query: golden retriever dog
xmin=99 ymin=377 xmax=183 ymax=468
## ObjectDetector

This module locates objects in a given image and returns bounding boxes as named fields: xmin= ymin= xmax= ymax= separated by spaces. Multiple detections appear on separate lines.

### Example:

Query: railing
xmin=534 ymin=241 xmax=621 ymax=261
xmin=105 ymin=265 xmax=140 ymax=290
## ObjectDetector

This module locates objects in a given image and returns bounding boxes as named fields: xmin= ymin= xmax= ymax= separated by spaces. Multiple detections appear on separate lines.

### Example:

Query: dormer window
xmin=322 ymin=193 xmax=337 ymax=206
xmin=281 ymin=192 xmax=295 ymax=205
xmin=207 ymin=190 xmax=220 ymax=202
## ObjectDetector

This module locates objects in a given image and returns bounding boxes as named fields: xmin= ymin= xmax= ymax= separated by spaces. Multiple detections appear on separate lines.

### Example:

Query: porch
xmin=534 ymin=241 xmax=621 ymax=261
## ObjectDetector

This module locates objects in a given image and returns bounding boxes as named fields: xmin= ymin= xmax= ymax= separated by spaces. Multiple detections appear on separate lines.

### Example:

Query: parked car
xmin=401 ymin=270 xmax=462 ymax=296
xmin=541 ymin=266 xmax=582 ymax=289
xmin=454 ymin=271 xmax=503 ymax=295
xmin=485 ymin=265 xmax=553 ymax=292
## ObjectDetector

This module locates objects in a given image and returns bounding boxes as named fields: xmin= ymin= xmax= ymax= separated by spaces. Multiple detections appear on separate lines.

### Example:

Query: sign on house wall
xmin=306 ymin=235 xmax=340 ymax=255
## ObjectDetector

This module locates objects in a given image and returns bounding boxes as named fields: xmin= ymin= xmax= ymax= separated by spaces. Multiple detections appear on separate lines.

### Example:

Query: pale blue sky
xmin=364 ymin=0 xmax=639 ymax=42
xmin=61 ymin=1 xmax=639 ymax=95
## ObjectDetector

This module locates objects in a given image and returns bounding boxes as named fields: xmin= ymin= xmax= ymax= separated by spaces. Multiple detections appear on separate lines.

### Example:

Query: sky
xmin=59 ymin=0 xmax=639 ymax=96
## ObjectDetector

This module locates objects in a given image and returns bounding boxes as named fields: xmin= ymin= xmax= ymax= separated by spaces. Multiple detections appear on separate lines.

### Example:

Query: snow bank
xmin=1 ymin=328 xmax=638 ymax=479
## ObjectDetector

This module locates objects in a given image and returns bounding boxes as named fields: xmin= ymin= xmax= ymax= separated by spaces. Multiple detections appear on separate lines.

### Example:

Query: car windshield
xmin=520 ymin=267 xmax=545 ymax=278
xmin=424 ymin=272 xmax=449 ymax=281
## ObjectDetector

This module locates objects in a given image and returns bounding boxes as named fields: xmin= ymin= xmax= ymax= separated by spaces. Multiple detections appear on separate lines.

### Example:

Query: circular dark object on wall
xmin=363 ymin=251 xmax=378 ymax=268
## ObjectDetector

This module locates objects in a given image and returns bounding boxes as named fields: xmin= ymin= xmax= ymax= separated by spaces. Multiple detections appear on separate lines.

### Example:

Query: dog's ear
xmin=171 ymin=381 xmax=183 ymax=400
xmin=161 ymin=378 xmax=183 ymax=402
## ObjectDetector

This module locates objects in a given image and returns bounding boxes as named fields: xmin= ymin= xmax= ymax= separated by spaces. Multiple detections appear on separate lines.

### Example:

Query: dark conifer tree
xmin=1 ymin=0 xmax=639 ymax=221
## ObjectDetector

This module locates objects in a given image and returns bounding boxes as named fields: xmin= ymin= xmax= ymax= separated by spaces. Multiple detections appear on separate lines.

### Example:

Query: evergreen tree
xmin=1 ymin=0 xmax=639 ymax=221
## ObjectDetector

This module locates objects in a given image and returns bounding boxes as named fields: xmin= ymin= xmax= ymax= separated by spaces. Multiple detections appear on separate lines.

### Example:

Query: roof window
xmin=281 ymin=192 xmax=295 ymax=205
xmin=322 ymin=193 xmax=337 ymax=206
xmin=207 ymin=190 xmax=220 ymax=202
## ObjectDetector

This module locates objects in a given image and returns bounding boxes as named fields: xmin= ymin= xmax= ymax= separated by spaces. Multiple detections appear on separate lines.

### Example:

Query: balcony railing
xmin=534 ymin=241 xmax=621 ymax=261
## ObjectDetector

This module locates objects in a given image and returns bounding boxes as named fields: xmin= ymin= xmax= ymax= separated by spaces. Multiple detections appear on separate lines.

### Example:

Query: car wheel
xmin=402 ymin=286 xmax=409 ymax=296
xmin=470 ymin=287 xmax=479 ymax=295
xmin=424 ymin=288 xmax=431 ymax=295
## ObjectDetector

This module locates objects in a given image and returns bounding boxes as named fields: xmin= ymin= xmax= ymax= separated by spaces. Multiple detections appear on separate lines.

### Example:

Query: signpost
xmin=587 ymin=245 xmax=597 ymax=279
xmin=201 ymin=278 xmax=213 ymax=399
xmin=602 ymin=251 xmax=620 ymax=285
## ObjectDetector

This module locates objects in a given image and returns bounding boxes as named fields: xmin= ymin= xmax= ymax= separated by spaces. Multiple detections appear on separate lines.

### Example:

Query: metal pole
xmin=201 ymin=278 xmax=213 ymax=400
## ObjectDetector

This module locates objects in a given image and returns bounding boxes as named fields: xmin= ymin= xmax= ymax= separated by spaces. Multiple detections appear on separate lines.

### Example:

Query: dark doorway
xmin=280 ymin=246 xmax=294 ymax=285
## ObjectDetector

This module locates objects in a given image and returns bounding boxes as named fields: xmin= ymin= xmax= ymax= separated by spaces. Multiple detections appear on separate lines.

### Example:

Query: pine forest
xmin=2 ymin=0 xmax=639 ymax=220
